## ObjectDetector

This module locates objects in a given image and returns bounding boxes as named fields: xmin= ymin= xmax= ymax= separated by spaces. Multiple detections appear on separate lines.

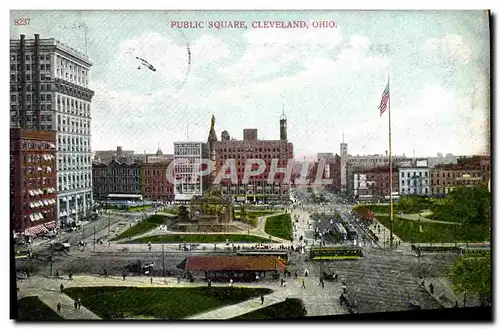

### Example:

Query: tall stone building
xmin=10 ymin=34 xmax=94 ymax=227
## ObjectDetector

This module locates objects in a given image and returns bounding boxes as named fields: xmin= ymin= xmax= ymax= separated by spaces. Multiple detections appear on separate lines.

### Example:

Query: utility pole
xmin=108 ymin=217 xmax=111 ymax=236
xmin=162 ymin=244 xmax=165 ymax=277
xmin=82 ymin=226 xmax=85 ymax=251
xmin=49 ymin=244 xmax=53 ymax=277
xmin=93 ymin=226 xmax=96 ymax=252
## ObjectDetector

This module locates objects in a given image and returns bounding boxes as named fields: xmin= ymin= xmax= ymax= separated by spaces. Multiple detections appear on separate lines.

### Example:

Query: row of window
xmin=11 ymin=93 xmax=52 ymax=102
xmin=10 ymin=63 xmax=51 ymax=72
xmin=19 ymin=140 xmax=54 ymax=151
xmin=401 ymin=188 xmax=430 ymax=194
xmin=93 ymin=169 xmax=140 ymax=176
xmin=401 ymin=179 xmax=429 ymax=186
xmin=10 ymin=53 xmax=51 ymax=62
xmin=10 ymin=73 xmax=51 ymax=82
xmin=218 ymin=147 xmax=289 ymax=153
xmin=23 ymin=176 xmax=55 ymax=187
xmin=11 ymin=83 xmax=55 ymax=92
xmin=144 ymin=187 xmax=174 ymax=193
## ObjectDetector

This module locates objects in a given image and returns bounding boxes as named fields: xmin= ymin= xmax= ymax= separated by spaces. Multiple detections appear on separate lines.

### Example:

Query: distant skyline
xmin=10 ymin=10 xmax=490 ymax=158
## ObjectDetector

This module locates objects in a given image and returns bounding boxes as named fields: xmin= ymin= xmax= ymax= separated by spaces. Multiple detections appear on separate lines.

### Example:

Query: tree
xmin=178 ymin=205 xmax=189 ymax=220
xmin=449 ymin=255 xmax=491 ymax=306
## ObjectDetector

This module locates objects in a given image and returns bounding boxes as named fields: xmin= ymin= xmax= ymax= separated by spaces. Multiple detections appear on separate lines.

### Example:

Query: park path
xmin=374 ymin=213 xmax=461 ymax=225
xmin=17 ymin=273 xmax=345 ymax=320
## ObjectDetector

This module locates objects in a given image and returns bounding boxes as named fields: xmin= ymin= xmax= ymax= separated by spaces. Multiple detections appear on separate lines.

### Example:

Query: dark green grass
xmin=232 ymin=298 xmax=306 ymax=320
xmin=64 ymin=286 xmax=272 ymax=320
xmin=377 ymin=215 xmax=486 ymax=243
xmin=264 ymin=213 xmax=292 ymax=241
xmin=128 ymin=234 xmax=272 ymax=244
xmin=16 ymin=296 xmax=64 ymax=321
xmin=111 ymin=215 xmax=167 ymax=241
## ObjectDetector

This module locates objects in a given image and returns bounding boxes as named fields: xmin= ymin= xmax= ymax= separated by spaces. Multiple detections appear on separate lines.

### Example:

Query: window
xmin=10 ymin=74 xmax=15 ymax=81
xmin=41 ymin=94 xmax=45 ymax=101
xmin=25 ymin=55 xmax=30 ymax=61
xmin=46 ymin=94 xmax=51 ymax=101
xmin=10 ymin=95 xmax=16 ymax=102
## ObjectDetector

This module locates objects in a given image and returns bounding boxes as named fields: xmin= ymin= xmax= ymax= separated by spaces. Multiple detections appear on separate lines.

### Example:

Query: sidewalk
xmin=17 ymin=273 xmax=346 ymax=320
xmin=421 ymin=277 xmax=459 ymax=308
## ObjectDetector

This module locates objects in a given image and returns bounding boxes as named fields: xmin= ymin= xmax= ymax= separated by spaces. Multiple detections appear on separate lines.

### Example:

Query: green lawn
xmin=376 ymin=215 xmax=485 ymax=243
xmin=64 ymin=286 xmax=272 ymax=320
xmin=128 ymin=234 xmax=272 ymax=244
xmin=264 ymin=213 xmax=292 ymax=241
xmin=111 ymin=215 xmax=167 ymax=241
xmin=16 ymin=296 xmax=64 ymax=321
xmin=232 ymin=298 xmax=306 ymax=320
xmin=126 ymin=205 xmax=153 ymax=212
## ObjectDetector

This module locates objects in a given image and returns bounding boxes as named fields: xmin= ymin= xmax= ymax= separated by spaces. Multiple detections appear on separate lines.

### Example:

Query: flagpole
xmin=388 ymin=73 xmax=394 ymax=249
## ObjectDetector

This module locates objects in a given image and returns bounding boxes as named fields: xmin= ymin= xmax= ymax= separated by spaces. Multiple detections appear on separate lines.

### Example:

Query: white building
xmin=173 ymin=142 xmax=203 ymax=201
xmin=398 ymin=159 xmax=430 ymax=196
xmin=10 ymin=34 xmax=94 ymax=226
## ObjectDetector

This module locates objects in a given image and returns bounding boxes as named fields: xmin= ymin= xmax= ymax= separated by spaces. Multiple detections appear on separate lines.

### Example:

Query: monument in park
xmin=173 ymin=187 xmax=236 ymax=232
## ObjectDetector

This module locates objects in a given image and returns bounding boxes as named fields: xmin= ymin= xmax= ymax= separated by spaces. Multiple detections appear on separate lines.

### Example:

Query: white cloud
xmin=218 ymin=23 xmax=343 ymax=80
xmin=211 ymin=35 xmax=389 ymax=105
xmin=425 ymin=34 xmax=472 ymax=61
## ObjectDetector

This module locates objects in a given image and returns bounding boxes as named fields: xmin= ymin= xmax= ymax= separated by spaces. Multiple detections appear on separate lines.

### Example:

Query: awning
xmin=24 ymin=224 xmax=48 ymax=236
xmin=38 ymin=189 xmax=43 ymax=194
xmin=44 ymin=221 xmax=56 ymax=230
xmin=29 ymin=214 xmax=35 ymax=221
xmin=49 ymin=143 xmax=56 ymax=148
xmin=63 ymin=197 xmax=67 ymax=201
xmin=29 ymin=190 xmax=35 ymax=196
xmin=43 ymin=200 xmax=49 ymax=206
xmin=46 ymin=167 xmax=52 ymax=173
xmin=71 ymin=209 xmax=76 ymax=214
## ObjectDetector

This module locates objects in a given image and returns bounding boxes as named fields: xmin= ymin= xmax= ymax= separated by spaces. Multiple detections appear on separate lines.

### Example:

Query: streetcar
xmin=333 ymin=222 xmax=347 ymax=241
xmin=344 ymin=223 xmax=358 ymax=241
xmin=309 ymin=246 xmax=363 ymax=260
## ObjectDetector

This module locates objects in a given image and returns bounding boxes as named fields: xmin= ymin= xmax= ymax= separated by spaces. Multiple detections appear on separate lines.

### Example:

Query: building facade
xmin=92 ymin=159 xmax=142 ymax=200
xmin=174 ymin=141 xmax=203 ymax=201
xmin=11 ymin=129 xmax=57 ymax=236
xmin=141 ymin=160 xmax=175 ymax=202
xmin=345 ymin=154 xmax=409 ymax=196
xmin=398 ymin=159 xmax=431 ymax=196
xmin=10 ymin=34 xmax=94 ymax=227
xmin=352 ymin=166 xmax=399 ymax=201
xmin=430 ymin=164 xmax=484 ymax=196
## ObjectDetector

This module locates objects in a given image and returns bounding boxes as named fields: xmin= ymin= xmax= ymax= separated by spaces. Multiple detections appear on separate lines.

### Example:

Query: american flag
xmin=378 ymin=81 xmax=390 ymax=116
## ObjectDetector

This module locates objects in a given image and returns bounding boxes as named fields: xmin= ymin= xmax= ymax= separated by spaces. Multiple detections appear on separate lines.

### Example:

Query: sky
xmin=10 ymin=10 xmax=491 ymax=159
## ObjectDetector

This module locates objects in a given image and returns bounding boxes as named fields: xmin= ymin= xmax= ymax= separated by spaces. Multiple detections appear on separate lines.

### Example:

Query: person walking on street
xmin=122 ymin=273 xmax=126 ymax=281
xmin=74 ymin=300 xmax=78 ymax=310
xmin=55 ymin=270 xmax=59 ymax=279
xmin=77 ymin=298 xmax=82 ymax=310
xmin=261 ymin=295 xmax=264 ymax=305
xmin=57 ymin=302 xmax=61 ymax=314
xmin=294 ymin=271 xmax=298 ymax=279
xmin=177 ymin=276 xmax=181 ymax=283
xmin=301 ymin=280 xmax=306 ymax=289
xmin=150 ymin=277 xmax=153 ymax=285
xmin=60 ymin=283 xmax=64 ymax=293
xmin=229 ymin=278 xmax=234 ymax=288
xmin=321 ymin=281 xmax=325 ymax=289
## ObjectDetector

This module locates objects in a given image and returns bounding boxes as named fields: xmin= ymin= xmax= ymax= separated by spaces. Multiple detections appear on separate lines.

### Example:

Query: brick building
xmin=92 ymin=158 xmax=142 ymax=200
xmin=352 ymin=165 xmax=399 ymax=201
xmin=141 ymin=160 xmax=174 ymax=202
xmin=430 ymin=164 xmax=484 ymax=196
xmin=313 ymin=154 xmax=342 ymax=192
xmin=208 ymin=112 xmax=294 ymax=203
xmin=11 ymin=128 xmax=57 ymax=236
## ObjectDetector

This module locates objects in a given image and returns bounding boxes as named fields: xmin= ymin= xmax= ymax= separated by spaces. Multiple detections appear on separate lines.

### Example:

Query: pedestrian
xmin=342 ymin=285 xmax=347 ymax=294
xmin=177 ymin=276 xmax=181 ymax=283
xmin=74 ymin=300 xmax=78 ymax=310
xmin=60 ymin=283 xmax=64 ymax=293
xmin=321 ymin=281 xmax=325 ymax=289
xmin=150 ymin=277 xmax=153 ymax=285
xmin=301 ymin=280 xmax=306 ymax=289
xmin=57 ymin=302 xmax=61 ymax=314
xmin=108 ymin=241 xmax=111 ymax=246
xmin=229 ymin=278 xmax=233 ymax=287
xmin=68 ymin=271 xmax=73 ymax=280
xmin=280 ymin=278 xmax=284 ymax=287
xmin=122 ymin=273 xmax=126 ymax=281
xmin=429 ymin=283 xmax=434 ymax=294
xmin=55 ymin=270 xmax=59 ymax=279
xmin=77 ymin=298 xmax=81 ymax=309
xmin=294 ymin=271 xmax=298 ymax=279
xmin=207 ymin=279 xmax=211 ymax=287
xmin=261 ymin=295 xmax=264 ymax=304
xmin=164 ymin=278 xmax=168 ymax=285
